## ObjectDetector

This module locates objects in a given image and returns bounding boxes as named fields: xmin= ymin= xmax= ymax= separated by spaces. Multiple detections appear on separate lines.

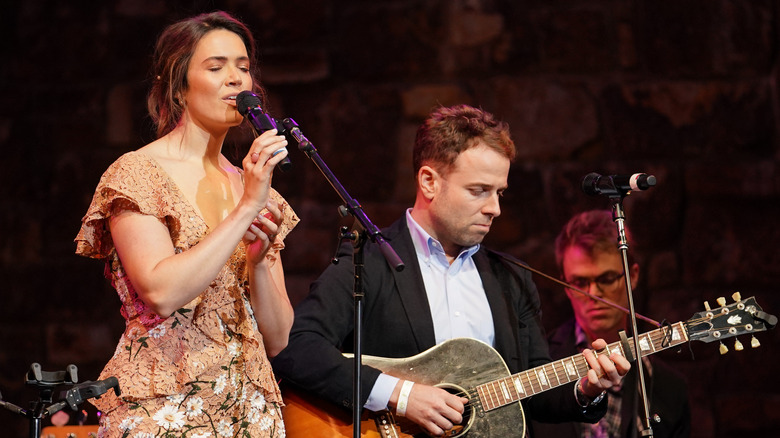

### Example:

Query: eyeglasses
xmin=565 ymin=271 xmax=625 ymax=293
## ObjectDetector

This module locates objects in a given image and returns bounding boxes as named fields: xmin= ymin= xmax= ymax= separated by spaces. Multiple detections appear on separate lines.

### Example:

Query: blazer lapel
xmin=473 ymin=249 xmax=522 ymax=372
xmin=385 ymin=218 xmax=437 ymax=350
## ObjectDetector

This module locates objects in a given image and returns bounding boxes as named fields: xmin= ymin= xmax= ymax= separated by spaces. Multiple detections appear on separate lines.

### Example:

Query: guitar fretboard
xmin=475 ymin=321 xmax=688 ymax=411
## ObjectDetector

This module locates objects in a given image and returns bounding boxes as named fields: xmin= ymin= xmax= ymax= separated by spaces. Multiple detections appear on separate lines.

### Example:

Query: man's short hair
xmin=413 ymin=104 xmax=516 ymax=176
xmin=555 ymin=210 xmax=635 ymax=271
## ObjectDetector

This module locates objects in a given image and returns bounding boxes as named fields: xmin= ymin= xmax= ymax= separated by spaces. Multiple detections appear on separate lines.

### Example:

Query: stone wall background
xmin=1 ymin=1 xmax=779 ymax=436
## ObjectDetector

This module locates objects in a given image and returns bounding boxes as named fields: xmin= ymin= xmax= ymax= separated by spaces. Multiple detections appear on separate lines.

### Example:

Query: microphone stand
xmin=0 ymin=363 xmax=120 ymax=438
xmin=608 ymin=193 xmax=654 ymax=437
xmin=280 ymin=118 xmax=405 ymax=438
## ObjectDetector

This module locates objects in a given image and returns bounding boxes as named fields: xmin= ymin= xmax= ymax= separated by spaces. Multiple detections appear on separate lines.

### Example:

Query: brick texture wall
xmin=1 ymin=1 xmax=778 ymax=436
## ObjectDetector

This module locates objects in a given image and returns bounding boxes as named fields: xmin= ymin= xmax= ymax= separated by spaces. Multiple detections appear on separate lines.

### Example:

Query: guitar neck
xmin=476 ymin=321 xmax=689 ymax=411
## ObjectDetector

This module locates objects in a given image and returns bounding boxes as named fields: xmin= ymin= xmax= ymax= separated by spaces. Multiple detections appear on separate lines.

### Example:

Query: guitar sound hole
xmin=435 ymin=383 xmax=474 ymax=437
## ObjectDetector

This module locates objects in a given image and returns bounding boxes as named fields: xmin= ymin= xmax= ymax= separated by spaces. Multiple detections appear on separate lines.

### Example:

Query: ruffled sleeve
xmin=75 ymin=151 xmax=189 ymax=259
xmin=263 ymin=188 xmax=300 ymax=263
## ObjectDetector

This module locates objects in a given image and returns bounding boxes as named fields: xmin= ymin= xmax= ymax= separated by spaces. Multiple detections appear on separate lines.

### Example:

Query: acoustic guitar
xmin=281 ymin=295 xmax=776 ymax=438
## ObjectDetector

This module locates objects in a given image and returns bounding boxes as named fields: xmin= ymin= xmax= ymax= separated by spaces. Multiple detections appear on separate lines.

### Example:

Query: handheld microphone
xmin=582 ymin=172 xmax=656 ymax=196
xmin=236 ymin=90 xmax=291 ymax=172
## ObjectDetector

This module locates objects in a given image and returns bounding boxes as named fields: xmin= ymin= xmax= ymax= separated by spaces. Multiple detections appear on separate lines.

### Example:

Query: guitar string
xmin=400 ymin=316 xmax=720 ymax=438
xmin=477 ymin=327 xmax=653 ymax=410
xmin=469 ymin=317 xmax=751 ymax=411
xmin=398 ymin=311 xmax=745 ymax=434
xmin=475 ymin=322 xmax=678 ymax=410
xmin=395 ymin=316 xmax=747 ymax=431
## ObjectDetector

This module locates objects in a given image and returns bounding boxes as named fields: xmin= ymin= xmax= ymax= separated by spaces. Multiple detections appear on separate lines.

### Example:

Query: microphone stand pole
xmin=281 ymin=118 xmax=405 ymax=438
xmin=609 ymin=194 xmax=653 ymax=437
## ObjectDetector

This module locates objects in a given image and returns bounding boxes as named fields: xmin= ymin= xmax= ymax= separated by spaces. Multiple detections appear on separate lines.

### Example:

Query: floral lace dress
xmin=75 ymin=151 xmax=299 ymax=438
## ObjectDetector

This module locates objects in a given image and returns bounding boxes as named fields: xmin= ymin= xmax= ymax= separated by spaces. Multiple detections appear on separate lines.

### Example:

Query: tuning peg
xmin=703 ymin=301 xmax=711 ymax=311
xmin=732 ymin=292 xmax=742 ymax=302
xmin=716 ymin=297 xmax=726 ymax=307
xmin=719 ymin=342 xmax=728 ymax=355
xmin=751 ymin=336 xmax=761 ymax=348
xmin=734 ymin=339 xmax=744 ymax=351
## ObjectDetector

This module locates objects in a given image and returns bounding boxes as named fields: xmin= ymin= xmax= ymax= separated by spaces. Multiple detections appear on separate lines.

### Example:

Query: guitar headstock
xmin=686 ymin=293 xmax=777 ymax=352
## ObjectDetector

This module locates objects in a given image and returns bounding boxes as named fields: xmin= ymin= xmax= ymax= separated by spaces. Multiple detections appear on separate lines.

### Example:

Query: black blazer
xmin=530 ymin=319 xmax=691 ymax=438
xmin=272 ymin=217 xmax=605 ymax=425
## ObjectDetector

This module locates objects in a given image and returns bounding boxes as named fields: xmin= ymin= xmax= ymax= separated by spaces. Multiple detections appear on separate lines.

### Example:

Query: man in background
xmin=532 ymin=209 xmax=690 ymax=438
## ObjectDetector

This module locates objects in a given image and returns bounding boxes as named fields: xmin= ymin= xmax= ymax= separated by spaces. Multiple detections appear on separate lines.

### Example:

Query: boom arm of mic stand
xmin=497 ymin=256 xmax=660 ymax=328
xmin=281 ymin=118 xmax=405 ymax=271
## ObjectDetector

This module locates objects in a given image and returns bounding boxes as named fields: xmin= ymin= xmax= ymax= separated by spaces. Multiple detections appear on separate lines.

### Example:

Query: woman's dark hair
xmin=147 ymin=11 xmax=267 ymax=138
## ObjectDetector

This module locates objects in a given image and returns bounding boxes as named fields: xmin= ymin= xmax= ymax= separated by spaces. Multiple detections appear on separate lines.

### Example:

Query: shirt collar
xmin=405 ymin=209 xmax=480 ymax=267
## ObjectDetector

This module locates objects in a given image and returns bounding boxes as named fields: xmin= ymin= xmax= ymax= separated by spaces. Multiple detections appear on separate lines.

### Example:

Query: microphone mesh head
xmin=236 ymin=90 xmax=262 ymax=116
xmin=581 ymin=172 xmax=601 ymax=196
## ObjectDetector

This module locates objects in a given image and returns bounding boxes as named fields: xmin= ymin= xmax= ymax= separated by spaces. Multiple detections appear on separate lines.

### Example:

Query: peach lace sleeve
xmin=75 ymin=151 xmax=184 ymax=259
xmin=264 ymin=188 xmax=300 ymax=263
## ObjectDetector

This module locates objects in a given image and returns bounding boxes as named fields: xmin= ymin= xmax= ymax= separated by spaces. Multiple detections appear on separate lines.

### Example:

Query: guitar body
xmin=282 ymin=338 xmax=526 ymax=438
xmin=281 ymin=387 xmax=386 ymax=437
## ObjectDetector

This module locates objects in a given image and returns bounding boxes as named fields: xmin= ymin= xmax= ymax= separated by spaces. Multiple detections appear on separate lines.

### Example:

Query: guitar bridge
xmin=374 ymin=410 xmax=400 ymax=438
